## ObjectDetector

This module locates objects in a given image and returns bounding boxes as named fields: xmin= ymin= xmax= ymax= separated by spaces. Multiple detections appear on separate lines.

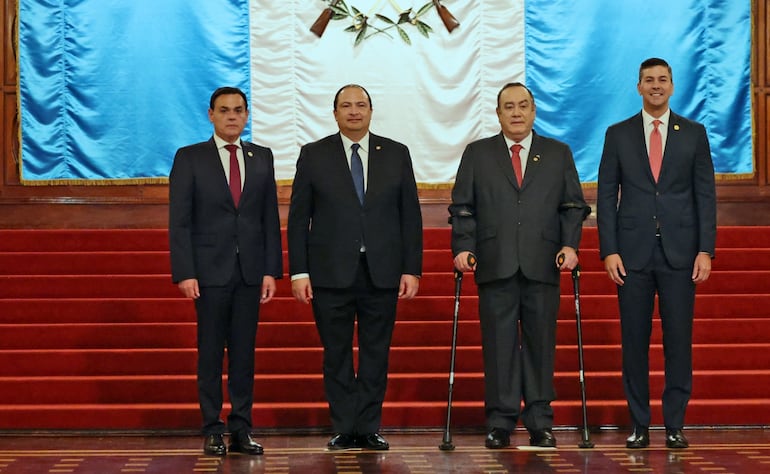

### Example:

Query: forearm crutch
xmin=571 ymin=264 xmax=594 ymax=448
xmin=439 ymin=253 xmax=475 ymax=451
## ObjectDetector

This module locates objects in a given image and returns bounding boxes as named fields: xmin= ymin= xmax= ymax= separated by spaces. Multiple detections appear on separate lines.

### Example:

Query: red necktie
xmin=510 ymin=144 xmax=523 ymax=186
xmin=649 ymin=120 xmax=663 ymax=182
xmin=225 ymin=144 xmax=241 ymax=207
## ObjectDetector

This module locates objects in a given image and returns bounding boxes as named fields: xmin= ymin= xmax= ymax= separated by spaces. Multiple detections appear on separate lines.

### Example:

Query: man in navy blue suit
xmin=169 ymin=87 xmax=282 ymax=456
xmin=287 ymin=84 xmax=422 ymax=451
xmin=597 ymin=58 xmax=717 ymax=449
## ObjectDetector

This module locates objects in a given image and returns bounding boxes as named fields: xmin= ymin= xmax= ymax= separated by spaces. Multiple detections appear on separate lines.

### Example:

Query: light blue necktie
xmin=351 ymin=143 xmax=364 ymax=204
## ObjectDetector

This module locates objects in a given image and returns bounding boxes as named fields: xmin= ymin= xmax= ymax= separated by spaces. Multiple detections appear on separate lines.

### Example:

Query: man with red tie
xmin=597 ymin=58 xmax=717 ymax=449
xmin=169 ymin=87 xmax=282 ymax=456
xmin=450 ymin=82 xmax=588 ymax=449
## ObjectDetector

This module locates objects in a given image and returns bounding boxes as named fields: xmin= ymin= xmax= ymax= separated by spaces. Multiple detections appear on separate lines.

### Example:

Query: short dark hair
xmin=333 ymin=84 xmax=373 ymax=110
xmin=638 ymin=58 xmax=673 ymax=83
xmin=209 ymin=87 xmax=248 ymax=110
xmin=496 ymin=82 xmax=535 ymax=109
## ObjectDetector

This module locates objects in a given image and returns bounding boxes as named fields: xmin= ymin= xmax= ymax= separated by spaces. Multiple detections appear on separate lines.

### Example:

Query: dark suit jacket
xmin=169 ymin=137 xmax=282 ymax=286
xmin=450 ymin=131 xmax=587 ymax=285
xmin=597 ymin=112 xmax=716 ymax=269
xmin=287 ymin=132 xmax=422 ymax=289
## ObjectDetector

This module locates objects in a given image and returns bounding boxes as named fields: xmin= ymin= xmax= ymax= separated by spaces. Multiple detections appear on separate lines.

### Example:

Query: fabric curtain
xmin=18 ymin=0 xmax=752 ymax=185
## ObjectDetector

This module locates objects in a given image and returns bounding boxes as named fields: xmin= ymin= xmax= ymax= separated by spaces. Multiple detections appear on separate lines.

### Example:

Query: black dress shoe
xmin=529 ymin=429 xmax=557 ymax=448
xmin=203 ymin=434 xmax=226 ymax=456
xmin=360 ymin=433 xmax=389 ymax=450
xmin=229 ymin=430 xmax=264 ymax=455
xmin=626 ymin=427 xmax=650 ymax=449
xmin=485 ymin=428 xmax=510 ymax=449
xmin=665 ymin=429 xmax=689 ymax=449
xmin=327 ymin=433 xmax=357 ymax=450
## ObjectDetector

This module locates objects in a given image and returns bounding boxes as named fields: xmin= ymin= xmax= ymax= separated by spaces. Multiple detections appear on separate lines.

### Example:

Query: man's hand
xmin=604 ymin=253 xmax=626 ymax=286
xmin=556 ymin=246 xmax=579 ymax=270
xmin=177 ymin=278 xmax=200 ymax=299
xmin=692 ymin=252 xmax=712 ymax=284
xmin=291 ymin=277 xmax=313 ymax=304
xmin=261 ymin=276 xmax=277 ymax=303
xmin=399 ymin=274 xmax=420 ymax=299
xmin=453 ymin=251 xmax=477 ymax=273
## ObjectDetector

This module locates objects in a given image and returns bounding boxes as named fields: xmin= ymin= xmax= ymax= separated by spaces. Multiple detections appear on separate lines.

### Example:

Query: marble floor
xmin=1 ymin=428 xmax=769 ymax=473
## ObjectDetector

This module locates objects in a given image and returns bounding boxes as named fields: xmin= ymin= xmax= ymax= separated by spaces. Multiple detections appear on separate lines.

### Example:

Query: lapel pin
xmin=247 ymin=151 xmax=254 ymax=157
xmin=533 ymin=155 xmax=540 ymax=162
xmin=673 ymin=124 xmax=680 ymax=131
xmin=376 ymin=145 xmax=382 ymax=150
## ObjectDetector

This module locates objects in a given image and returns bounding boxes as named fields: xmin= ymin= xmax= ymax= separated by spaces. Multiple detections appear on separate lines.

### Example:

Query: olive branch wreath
xmin=310 ymin=0 xmax=460 ymax=46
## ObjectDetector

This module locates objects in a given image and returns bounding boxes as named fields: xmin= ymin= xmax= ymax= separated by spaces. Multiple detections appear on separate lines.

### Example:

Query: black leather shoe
xmin=327 ymin=433 xmax=357 ymax=450
xmin=626 ymin=427 xmax=650 ymax=449
xmin=229 ymin=430 xmax=264 ymax=455
xmin=203 ymin=434 xmax=226 ymax=456
xmin=485 ymin=428 xmax=510 ymax=449
xmin=529 ymin=429 xmax=557 ymax=448
xmin=665 ymin=429 xmax=689 ymax=449
xmin=360 ymin=433 xmax=389 ymax=450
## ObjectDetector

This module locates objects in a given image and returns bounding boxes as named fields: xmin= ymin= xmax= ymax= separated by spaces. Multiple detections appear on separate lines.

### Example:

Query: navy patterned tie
xmin=351 ymin=143 xmax=364 ymax=204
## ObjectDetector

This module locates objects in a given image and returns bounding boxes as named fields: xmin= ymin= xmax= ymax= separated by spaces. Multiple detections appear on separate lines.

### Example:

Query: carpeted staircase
xmin=1 ymin=227 xmax=769 ymax=430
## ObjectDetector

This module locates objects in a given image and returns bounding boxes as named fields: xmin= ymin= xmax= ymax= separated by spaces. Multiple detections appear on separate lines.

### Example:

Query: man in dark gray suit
xmin=597 ymin=58 xmax=716 ymax=449
xmin=450 ymin=82 xmax=588 ymax=449
xmin=287 ymin=84 xmax=423 ymax=451
xmin=169 ymin=87 xmax=283 ymax=456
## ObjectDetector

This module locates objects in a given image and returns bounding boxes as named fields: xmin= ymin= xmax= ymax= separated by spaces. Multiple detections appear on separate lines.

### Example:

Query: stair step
xmin=2 ymin=370 xmax=767 ymax=404
xmin=0 ymin=271 xmax=767 ymax=298
xmin=2 ymin=344 xmax=768 ymax=376
xmin=2 ymin=294 xmax=770 ymax=324
xmin=3 ymin=247 xmax=768 ymax=275
xmin=2 ymin=399 xmax=769 ymax=430
xmin=3 ymin=318 xmax=770 ymax=350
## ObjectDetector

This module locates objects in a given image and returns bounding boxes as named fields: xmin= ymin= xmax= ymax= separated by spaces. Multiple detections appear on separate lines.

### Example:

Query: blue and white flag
xmin=18 ymin=0 xmax=752 ymax=184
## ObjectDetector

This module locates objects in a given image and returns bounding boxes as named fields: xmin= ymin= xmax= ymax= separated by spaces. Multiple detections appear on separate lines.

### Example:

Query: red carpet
xmin=0 ymin=227 xmax=769 ymax=430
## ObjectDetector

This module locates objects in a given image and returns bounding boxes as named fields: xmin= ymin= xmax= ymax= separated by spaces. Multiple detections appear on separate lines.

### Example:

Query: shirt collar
xmin=213 ymin=134 xmax=240 ymax=150
xmin=641 ymin=108 xmax=671 ymax=127
xmin=503 ymin=131 xmax=533 ymax=151
xmin=340 ymin=132 xmax=370 ymax=153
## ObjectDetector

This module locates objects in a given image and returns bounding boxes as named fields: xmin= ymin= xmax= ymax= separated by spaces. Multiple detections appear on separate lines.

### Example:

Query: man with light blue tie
xmin=287 ymin=84 xmax=423 ymax=451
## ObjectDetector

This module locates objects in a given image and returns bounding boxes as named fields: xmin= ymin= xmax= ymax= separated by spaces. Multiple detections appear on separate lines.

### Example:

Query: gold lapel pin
xmin=533 ymin=155 xmax=540 ymax=162
xmin=247 ymin=151 xmax=254 ymax=157
xmin=673 ymin=124 xmax=680 ymax=131
xmin=375 ymin=145 xmax=382 ymax=150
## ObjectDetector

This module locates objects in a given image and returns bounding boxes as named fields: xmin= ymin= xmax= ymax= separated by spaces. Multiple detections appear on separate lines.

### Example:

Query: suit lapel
xmin=493 ymin=133 xmax=519 ymax=190
xmin=630 ymin=113 xmax=656 ymax=183
xmin=204 ymin=138 xmax=236 ymax=208
xmin=521 ymin=131 xmax=544 ymax=190
xmin=364 ymin=134 xmax=388 ymax=206
xmin=659 ymin=112 xmax=682 ymax=183
xmin=331 ymin=133 xmax=362 ymax=206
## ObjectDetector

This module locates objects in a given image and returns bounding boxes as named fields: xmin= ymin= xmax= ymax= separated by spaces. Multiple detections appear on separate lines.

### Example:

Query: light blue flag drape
xmin=525 ymin=0 xmax=752 ymax=181
xmin=18 ymin=0 xmax=251 ymax=183
xmin=18 ymin=0 xmax=752 ymax=184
